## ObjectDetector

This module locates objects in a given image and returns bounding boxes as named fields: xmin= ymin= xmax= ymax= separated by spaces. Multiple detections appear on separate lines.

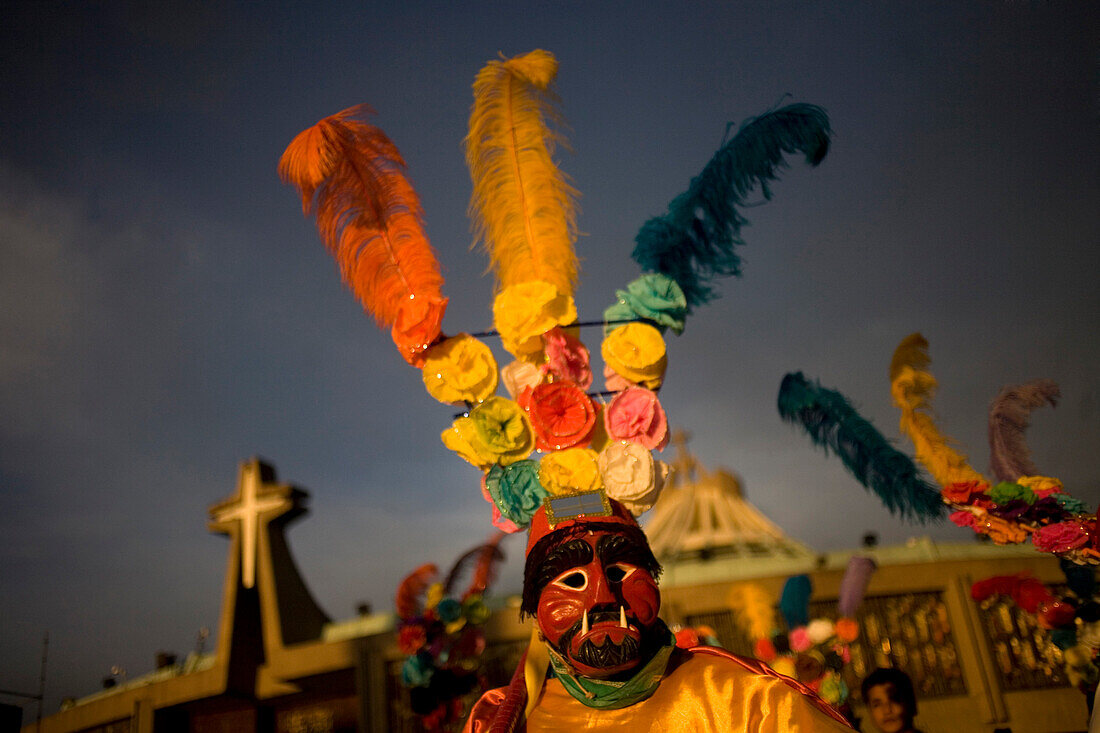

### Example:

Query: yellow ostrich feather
xmin=464 ymin=49 xmax=579 ymax=296
xmin=889 ymin=333 xmax=987 ymax=486
xmin=727 ymin=582 xmax=775 ymax=640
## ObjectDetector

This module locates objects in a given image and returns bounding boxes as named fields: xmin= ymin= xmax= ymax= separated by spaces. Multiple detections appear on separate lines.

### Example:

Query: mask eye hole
xmin=605 ymin=563 xmax=636 ymax=583
xmin=552 ymin=570 xmax=588 ymax=590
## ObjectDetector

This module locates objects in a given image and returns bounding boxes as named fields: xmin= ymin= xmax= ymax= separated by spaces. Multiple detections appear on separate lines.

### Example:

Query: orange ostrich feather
xmin=279 ymin=105 xmax=446 ymax=335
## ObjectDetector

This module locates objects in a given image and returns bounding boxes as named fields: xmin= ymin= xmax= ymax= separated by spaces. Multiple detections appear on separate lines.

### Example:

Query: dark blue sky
xmin=1 ymin=0 xmax=1097 ymax=712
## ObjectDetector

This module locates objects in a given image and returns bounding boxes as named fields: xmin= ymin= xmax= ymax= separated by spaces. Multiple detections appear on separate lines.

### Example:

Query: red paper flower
xmin=949 ymin=510 xmax=978 ymax=528
xmin=942 ymin=480 xmax=989 ymax=504
xmin=674 ymin=628 xmax=700 ymax=649
xmin=1039 ymin=600 xmax=1078 ymax=629
xmin=754 ymin=637 xmax=778 ymax=662
xmin=1032 ymin=521 xmax=1089 ymax=553
xmin=517 ymin=381 xmax=597 ymax=451
xmin=603 ymin=386 xmax=669 ymax=450
xmin=397 ymin=623 xmax=428 ymax=655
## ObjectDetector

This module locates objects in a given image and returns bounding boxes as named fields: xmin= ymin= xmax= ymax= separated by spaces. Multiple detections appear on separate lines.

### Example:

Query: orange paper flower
xmin=392 ymin=294 xmax=448 ymax=366
xmin=518 ymin=381 xmax=596 ymax=451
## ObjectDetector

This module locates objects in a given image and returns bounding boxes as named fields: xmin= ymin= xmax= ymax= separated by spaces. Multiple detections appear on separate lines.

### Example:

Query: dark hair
xmin=861 ymin=667 xmax=917 ymax=715
xmin=520 ymin=521 xmax=661 ymax=617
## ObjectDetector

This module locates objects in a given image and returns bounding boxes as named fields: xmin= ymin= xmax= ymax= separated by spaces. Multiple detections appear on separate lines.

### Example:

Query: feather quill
xmin=632 ymin=103 xmax=831 ymax=310
xmin=837 ymin=556 xmax=877 ymax=617
xmin=279 ymin=105 xmax=446 ymax=330
xmin=889 ymin=334 xmax=987 ymax=486
xmin=988 ymin=379 xmax=1060 ymax=482
xmin=779 ymin=371 xmax=946 ymax=521
xmin=465 ymin=49 xmax=579 ymax=295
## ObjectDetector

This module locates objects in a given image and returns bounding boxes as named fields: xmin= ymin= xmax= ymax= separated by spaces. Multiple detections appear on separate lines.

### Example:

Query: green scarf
xmin=545 ymin=626 xmax=676 ymax=710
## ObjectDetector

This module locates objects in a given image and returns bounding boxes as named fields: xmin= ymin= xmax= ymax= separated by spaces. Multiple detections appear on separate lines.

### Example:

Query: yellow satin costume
xmin=465 ymin=647 xmax=853 ymax=732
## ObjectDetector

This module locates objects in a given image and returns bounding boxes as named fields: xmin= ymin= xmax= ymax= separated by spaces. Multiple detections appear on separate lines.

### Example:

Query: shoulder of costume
xmin=687 ymin=646 xmax=854 ymax=728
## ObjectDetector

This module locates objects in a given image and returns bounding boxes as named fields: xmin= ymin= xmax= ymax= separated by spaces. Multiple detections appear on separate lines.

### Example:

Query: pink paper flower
xmin=603 ymin=386 xmax=669 ymax=450
xmin=1032 ymin=521 xmax=1089 ymax=553
xmin=788 ymin=627 xmax=812 ymax=653
xmin=949 ymin=510 xmax=978 ymax=528
xmin=542 ymin=327 xmax=593 ymax=389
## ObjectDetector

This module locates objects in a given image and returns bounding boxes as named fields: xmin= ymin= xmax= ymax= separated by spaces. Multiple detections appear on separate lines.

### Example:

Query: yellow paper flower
xmin=422 ymin=334 xmax=499 ymax=404
xmin=1017 ymin=475 xmax=1063 ymax=494
xmin=539 ymin=448 xmax=603 ymax=495
xmin=441 ymin=419 xmax=494 ymax=470
xmin=493 ymin=281 xmax=577 ymax=361
xmin=425 ymin=582 xmax=444 ymax=610
xmin=442 ymin=397 xmax=534 ymax=468
xmin=601 ymin=322 xmax=667 ymax=389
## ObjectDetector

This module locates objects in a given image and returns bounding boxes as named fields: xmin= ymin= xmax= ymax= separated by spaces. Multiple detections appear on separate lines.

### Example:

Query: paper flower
xmin=989 ymin=481 xmax=1037 ymax=506
xmin=398 ymin=623 xmax=428 ymax=654
xmin=539 ymin=448 xmax=603 ymax=495
xmin=805 ymin=619 xmax=835 ymax=645
xmin=392 ymin=294 xmax=448 ymax=367
xmin=941 ymin=480 xmax=989 ymax=504
xmin=542 ymin=327 xmax=593 ymax=388
xmin=1023 ymin=496 xmax=1068 ymax=524
xmin=601 ymin=322 xmax=668 ymax=389
xmin=771 ymin=657 xmax=797 ymax=678
xmin=517 ymin=381 xmax=597 ymax=451
xmin=980 ymin=515 xmax=1030 ymax=544
xmin=401 ymin=653 xmax=435 ymax=687
xmin=1032 ymin=521 xmax=1089 ymax=553
xmin=441 ymin=397 xmax=534 ymax=469
xmin=1017 ymin=475 xmax=1064 ymax=497
xmin=492 ymin=281 xmax=577 ymax=360
xmin=604 ymin=386 xmax=669 ymax=450
xmin=674 ymin=628 xmax=700 ymax=649
xmin=834 ymin=617 xmax=859 ymax=643
xmin=598 ymin=442 xmax=668 ymax=516
xmin=788 ymin=627 xmax=812 ymax=653
xmin=484 ymin=460 xmax=547 ymax=530
xmin=603 ymin=363 xmax=634 ymax=393
xmin=479 ymin=475 xmax=520 ymax=533
xmin=604 ymin=274 xmax=688 ymax=335
xmin=818 ymin=675 xmax=848 ymax=706
xmin=421 ymin=334 xmax=498 ymax=404
xmin=754 ymin=638 xmax=778 ymax=662
xmin=501 ymin=359 xmax=544 ymax=398
xmin=1055 ymin=494 xmax=1090 ymax=514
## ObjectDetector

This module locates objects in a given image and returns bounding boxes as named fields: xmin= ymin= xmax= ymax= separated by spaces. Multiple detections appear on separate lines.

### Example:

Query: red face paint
xmin=536 ymin=529 xmax=660 ymax=678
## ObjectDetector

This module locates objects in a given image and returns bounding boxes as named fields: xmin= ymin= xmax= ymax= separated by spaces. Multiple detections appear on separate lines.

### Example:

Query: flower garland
xmin=971 ymin=572 xmax=1100 ymax=697
xmin=943 ymin=476 xmax=1099 ymax=564
xmin=418 ymin=273 xmax=685 ymax=530
xmin=395 ymin=538 xmax=503 ymax=729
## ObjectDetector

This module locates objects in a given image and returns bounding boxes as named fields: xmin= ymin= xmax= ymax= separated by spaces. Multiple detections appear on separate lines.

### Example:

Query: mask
xmin=535 ymin=529 xmax=660 ymax=678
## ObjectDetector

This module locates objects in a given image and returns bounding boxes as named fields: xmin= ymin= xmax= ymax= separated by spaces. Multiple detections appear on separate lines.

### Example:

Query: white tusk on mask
xmin=620 ymin=606 xmax=627 ymax=628
xmin=581 ymin=608 xmax=589 ymax=636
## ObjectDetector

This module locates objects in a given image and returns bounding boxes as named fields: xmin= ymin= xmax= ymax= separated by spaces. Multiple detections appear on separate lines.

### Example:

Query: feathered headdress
xmin=279 ymin=104 xmax=447 ymax=365
xmin=889 ymin=333 xmax=987 ymax=486
xmin=988 ymin=379 xmax=1060 ymax=482
xmin=778 ymin=371 xmax=945 ymax=521
xmin=632 ymin=103 xmax=831 ymax=310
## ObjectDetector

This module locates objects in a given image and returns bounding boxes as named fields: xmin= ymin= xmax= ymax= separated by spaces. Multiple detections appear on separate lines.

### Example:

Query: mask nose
xmin=590 ymin=565 xmax=618 ymax=606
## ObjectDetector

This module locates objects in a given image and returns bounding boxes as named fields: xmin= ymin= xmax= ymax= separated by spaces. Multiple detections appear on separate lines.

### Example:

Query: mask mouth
xmin=575 ymin=630 xmax=640 ymax=669
xmin=564 ymin=605 xmax=644 ymax=673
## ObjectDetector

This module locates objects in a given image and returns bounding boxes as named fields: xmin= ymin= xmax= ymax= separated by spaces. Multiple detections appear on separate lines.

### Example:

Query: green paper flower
xmin=989 ymin=481 xmax=1037 ymax=505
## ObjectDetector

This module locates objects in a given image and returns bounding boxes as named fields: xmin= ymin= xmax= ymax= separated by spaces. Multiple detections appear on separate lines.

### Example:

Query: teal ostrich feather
xmin=632 ymin=103 xmax=831 ymax=310
xmin=778 ymin=372 xmax=946 ymax=522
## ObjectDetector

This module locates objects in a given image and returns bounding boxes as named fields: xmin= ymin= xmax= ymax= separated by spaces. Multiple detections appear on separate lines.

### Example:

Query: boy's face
xmin=866 ymin=682 xmax=913 ymax=733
